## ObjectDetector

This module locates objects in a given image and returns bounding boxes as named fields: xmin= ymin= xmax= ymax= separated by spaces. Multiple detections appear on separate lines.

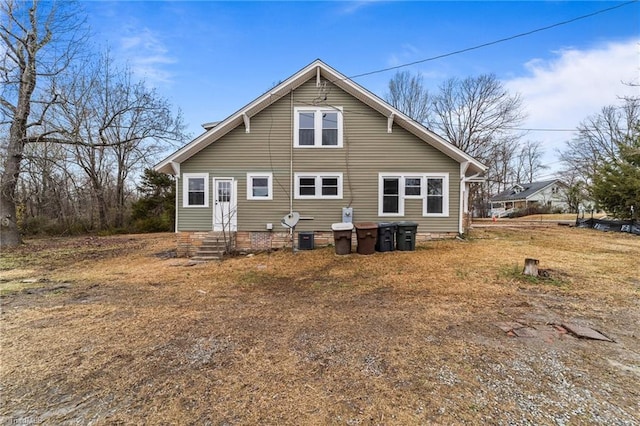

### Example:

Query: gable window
xmin=294 ymin=107 xmax=343 ymax=148
xmin=247 ymin=173 xmax=273 ymax=200
xmin=378 ymin=173 xmax=449 ymax=217
xmin=295 ymin=173 xmax=343 ymax=199
xmin=183 ymin=173 xmax=209 ymax=207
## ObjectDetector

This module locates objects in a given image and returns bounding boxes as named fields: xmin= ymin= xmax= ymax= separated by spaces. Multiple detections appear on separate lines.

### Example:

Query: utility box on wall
xmin=342 ymin=207 xmax=353 ymax=223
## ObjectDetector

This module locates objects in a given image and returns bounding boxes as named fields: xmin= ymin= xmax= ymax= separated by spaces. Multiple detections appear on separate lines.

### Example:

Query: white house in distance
xmin=489 ymin=180 xmax=570 ymax=217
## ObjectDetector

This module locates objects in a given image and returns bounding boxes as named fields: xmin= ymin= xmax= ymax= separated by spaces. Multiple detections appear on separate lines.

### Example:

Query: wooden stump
xmin=523 ymin=258 xmax=539 ymax=276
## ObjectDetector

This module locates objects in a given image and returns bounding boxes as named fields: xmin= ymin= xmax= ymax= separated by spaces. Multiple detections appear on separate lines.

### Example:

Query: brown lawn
xmin=1 ymin=227 xmax=639 ymax=424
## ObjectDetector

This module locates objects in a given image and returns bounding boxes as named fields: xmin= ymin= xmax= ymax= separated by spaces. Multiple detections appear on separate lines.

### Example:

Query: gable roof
xmin=155 ymin=59 xmax=487 ymax=176
xmin=490 ymin=180 xmax=562 ymax=202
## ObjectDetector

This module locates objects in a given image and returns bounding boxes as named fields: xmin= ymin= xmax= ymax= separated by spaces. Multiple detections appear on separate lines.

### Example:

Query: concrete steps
xmin=191 ymin=237 xmax=227 ymax=261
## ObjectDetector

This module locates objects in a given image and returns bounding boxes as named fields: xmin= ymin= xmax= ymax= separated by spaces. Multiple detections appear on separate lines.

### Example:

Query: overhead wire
xmin=340 ymin=0 xmax=638 ymax=81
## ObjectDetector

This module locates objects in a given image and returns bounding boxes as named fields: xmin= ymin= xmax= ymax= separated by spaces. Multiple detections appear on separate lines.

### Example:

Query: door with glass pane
xmin=213 ymin=178 xmax=237 ymax=231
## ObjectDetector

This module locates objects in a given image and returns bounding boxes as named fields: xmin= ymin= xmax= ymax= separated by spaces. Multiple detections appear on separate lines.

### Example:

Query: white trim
xmin=246 ymin=172 xmax=273 ymax=200
xmin=242 ymin=113 xmax=250 ymax=133
xmin=294 ymin=173 xmax=343 ymax=199
xmin=403 ymin=175 xmax=423 ymax=199
xmin=423 ymin=174 xmax=449 ymax=217
xmin=213 ymin=177 xmax=237 ymax=232
xmin=378 ymin=174 xmax=404 ymax=217
xmin=378 ymin=173 xmax=449 ymax=217
xmin=293 ymin=106 xmax=343 ymax=148
xmin=387 ymin=113 xmax=394 ymax=133
xmin=182 ymin=173 xmax=209 ymax=208
xmin=175 ymin=176 xmax=179 ymax=232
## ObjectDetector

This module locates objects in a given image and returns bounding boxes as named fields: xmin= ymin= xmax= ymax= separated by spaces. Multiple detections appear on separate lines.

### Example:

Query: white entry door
xmin=213 ymin=178 xmax=237 ymax=232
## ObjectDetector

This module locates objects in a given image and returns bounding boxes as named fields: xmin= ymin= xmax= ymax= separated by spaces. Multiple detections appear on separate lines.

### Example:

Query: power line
xmin=345 ymin=1 xmax=638 ymax=80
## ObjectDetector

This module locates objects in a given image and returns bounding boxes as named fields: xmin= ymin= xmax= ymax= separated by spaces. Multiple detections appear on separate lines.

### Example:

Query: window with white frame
xmin=294 ymin=173 xmax=343 ymax=199
xmin=405 ymin=177 xmax=422 ymax=197
xmin=294 ymin=107 xmax=343 ymax=147
xmin=425 ymin=177 xmax=445 ymax=215
xmin=378 ymin=173 xmax=449 ymax=217
xmin=183 ymin=173 xmax=209 ymax=207
xmin=247 ymin=173 xmax=273 ymax=200
xmin=381 ymin=176 xmax=402 ymax=215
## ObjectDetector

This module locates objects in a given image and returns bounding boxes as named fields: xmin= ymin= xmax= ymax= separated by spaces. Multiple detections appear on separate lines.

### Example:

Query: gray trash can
xmin=396 ymin=221 xmax=418 ymax=251
xmin=375 ymin=222 xmax=397 ymax=252
xmin=331 ymin=222 xmax=354 ymax=255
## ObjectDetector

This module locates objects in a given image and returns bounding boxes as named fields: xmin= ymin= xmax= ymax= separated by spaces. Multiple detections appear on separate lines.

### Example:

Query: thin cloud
xmin=339 ymin=0 xmax=385 ymax=15
xmin=504 ymin=38 xmax=639 ymax=164
xmin=120 ymin=28 xmax=176 ymax=86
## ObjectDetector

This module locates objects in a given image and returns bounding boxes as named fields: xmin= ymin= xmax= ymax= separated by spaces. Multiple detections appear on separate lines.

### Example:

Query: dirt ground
xmin=1 ymin=227 xmax=638 ymax=425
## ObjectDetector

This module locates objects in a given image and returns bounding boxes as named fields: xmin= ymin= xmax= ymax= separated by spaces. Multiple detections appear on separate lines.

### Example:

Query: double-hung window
xmin=183 ymin=173 xmax=209 ymax=207
xmin=378 ymin=173 xmax=449 ymax=217
xmin=247 ymin=173 xmax=273 ymax=200
xmin=294 ymin=107 xmax=343 ymax=147
xmin=295 ymin=173 xmax=343 ymax=199
xmin=425 ymin=177 xmax=445 ymax=215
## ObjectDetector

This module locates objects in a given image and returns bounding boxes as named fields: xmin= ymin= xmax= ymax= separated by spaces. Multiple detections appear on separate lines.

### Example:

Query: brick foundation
xmin=176 ymin=230 xmax=459 ymax=257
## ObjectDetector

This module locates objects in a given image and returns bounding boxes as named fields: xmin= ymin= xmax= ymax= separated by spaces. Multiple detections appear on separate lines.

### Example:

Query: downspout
xmin=289 ymin=89 xmax=294 ymax=248
xmin=459 ymin=162 xmax=470 ymax=235
xmin=175 ymin=175 xmax=179 ymax=233
xmin=290 ymin=89 xmax=294 ymax=215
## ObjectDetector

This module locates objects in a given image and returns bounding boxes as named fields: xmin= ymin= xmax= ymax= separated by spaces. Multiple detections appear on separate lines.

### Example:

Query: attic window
xmin=294 ymin=107 xmax=343 ymax=148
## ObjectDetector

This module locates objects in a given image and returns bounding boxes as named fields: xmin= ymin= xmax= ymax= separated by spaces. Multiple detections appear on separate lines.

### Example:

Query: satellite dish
xmin=281 ymin=212 xmax=300 ymax=228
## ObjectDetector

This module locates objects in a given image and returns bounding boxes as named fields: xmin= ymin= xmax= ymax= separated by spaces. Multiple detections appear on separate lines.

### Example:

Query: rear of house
xmin=156 ymin=60 xmax=486 ymax=255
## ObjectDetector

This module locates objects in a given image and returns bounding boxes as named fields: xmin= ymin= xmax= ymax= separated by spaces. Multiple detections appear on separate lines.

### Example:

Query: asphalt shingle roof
xmin=490 ymin=180 xmax=559 ymax=202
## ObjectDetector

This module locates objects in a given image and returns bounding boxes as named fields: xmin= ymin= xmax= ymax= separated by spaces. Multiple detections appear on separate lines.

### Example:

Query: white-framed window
xmin=404 ymin=177 xmax=422 ymax=197
xmin=246 ymin=173 xmax=273 ymax=200
xmin=294 ymin=173 xmax=343 ymax=199
xmin=380 ymin=175 xmax=403 ymax=216
xmin=378 ymin=173 xmax=449 ymax=217
xmin=294 ymin=107 xmax=343 ymax=148
xmin=183 ymin=173 xmax=209 ymax=207
xmin=425 ymin=175 xmax=448 ymax=216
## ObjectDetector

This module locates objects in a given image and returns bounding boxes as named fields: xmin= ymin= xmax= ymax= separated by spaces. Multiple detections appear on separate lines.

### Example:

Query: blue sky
xmin=84 ymin=1 xmax=640 ymax=176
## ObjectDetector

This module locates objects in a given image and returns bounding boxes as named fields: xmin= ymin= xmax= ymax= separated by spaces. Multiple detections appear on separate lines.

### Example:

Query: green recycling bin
xmin=375 ymin=222 xmax=397 ymax=252
xmin=354 ymin=222 xmax=378 ymax=255
xmin=396 ymin=221 xmax=418 ymax=251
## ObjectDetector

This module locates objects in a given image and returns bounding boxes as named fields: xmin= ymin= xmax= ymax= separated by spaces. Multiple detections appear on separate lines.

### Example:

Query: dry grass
xmin=1 ymin=229 xmax=639 ymax=424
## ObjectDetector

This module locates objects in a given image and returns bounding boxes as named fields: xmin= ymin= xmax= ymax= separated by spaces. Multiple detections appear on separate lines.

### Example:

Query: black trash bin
xmin=331 ymin=222 xmax=354 ymax=255
xmin=354 ymin=222 xmax=378 ymax=255
xmin=375 ymin=222 xmax=397 ymax=252
xmin=396 ymin=221 xmax=418 ymax=251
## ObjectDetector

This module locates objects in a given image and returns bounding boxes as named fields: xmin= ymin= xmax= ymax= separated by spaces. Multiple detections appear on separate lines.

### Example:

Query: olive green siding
xmin=178 ymin=77 xmax=460 ymax=233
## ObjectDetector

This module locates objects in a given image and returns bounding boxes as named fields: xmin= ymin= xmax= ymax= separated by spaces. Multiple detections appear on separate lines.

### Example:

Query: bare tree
xmin=560 ymin=98 xmax=639 ymax=185
xmin=51 ymin=52 xmax=187 ymax=230
xmin=0 ymin=0 xmax=87 ymax=247
xmin=432 ymin=74 xmax=525 ymax=161
xmin=384 ymin=71 xmax=432 ymax=124
xmin=513 ymin=140 xmax=547 ymax=184
xmin=431 ymin=74 xmax=525 ymax=214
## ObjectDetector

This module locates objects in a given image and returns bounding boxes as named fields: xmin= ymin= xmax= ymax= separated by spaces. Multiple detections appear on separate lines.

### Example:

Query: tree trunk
xmin=1 ymin=67 xmax=35 ymax=248
xmin=523 ymin=258 xmax=539 ymax=277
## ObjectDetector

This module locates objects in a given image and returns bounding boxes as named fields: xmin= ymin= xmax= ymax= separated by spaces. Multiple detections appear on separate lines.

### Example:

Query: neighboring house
xmin=155 ymin=60 xmax=486 ymax=255
xmin=489 ymin=180 xmax=570 ymax=217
